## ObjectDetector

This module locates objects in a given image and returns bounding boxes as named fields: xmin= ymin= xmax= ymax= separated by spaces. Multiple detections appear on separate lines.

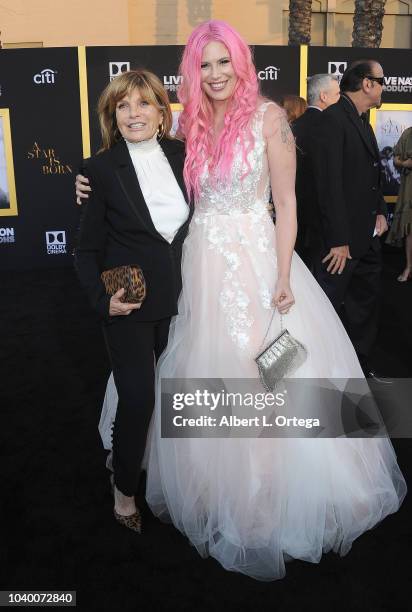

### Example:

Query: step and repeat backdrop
xmin=0 ymin=45 xmax=411 ymax=270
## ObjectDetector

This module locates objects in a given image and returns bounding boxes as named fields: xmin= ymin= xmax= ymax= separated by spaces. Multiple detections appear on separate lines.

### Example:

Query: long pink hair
xmin=178 ymin=20 xmax=259 ymax=199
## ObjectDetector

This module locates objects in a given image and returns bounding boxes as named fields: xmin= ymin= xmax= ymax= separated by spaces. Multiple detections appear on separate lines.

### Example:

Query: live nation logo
xmin=383 ymin=76 xmax=412 ymax=93
xmin=27 ymin=142 xmax=73 ymax=175
xmin=46 ymin=231 xmax=66 ymax=255
xmin=0 ymin=227 xmax=14 ymax=244
xmin=163 ymin=75 xmax=183 ymax=93
xmin=327 ymin=60 xmax=412 ymax=92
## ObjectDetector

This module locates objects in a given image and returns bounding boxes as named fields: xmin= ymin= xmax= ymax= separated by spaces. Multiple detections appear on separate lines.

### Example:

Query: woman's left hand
xmin=272 ymin=279 xmax=295 ymax=314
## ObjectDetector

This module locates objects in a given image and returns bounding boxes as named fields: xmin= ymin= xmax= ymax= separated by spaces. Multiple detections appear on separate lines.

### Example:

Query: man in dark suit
xmin=292 ymin=73 xmax=341 ymax=266
xmin=308 ymin=60 xmax=388 ymax=379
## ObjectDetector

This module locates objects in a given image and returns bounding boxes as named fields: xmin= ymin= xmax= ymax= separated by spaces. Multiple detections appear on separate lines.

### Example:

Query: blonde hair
xmin=97 ymin=70 xmax=173 ymax=150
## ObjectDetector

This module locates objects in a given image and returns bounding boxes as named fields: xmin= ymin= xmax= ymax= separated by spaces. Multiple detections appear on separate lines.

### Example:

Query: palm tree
xmin=352 ymin=0 xmax=387 ymax=47
xmin=288 ymin=0 xmax=312 ymax=45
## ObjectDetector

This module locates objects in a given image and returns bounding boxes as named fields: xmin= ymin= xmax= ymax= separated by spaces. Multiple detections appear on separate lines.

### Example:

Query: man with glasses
xmin=309 ymin=60 xmax=388 ymax=381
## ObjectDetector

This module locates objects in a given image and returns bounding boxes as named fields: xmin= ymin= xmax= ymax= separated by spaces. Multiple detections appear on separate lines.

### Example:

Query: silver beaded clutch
xmin=255 ymin=314 xmax=308 ymax=392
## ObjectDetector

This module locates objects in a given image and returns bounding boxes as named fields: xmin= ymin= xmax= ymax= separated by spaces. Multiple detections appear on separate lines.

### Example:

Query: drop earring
xmin=158 ymin=121 xmax=165 ymax=139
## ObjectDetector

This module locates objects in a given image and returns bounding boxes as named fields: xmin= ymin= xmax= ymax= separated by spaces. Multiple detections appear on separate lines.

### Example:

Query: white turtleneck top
xmin=125 ymin=133 xmax=189 ymax=243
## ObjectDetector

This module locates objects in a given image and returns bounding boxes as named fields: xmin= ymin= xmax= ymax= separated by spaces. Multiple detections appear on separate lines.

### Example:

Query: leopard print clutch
xmin=101 ymin=264 xmax=146 ymax=304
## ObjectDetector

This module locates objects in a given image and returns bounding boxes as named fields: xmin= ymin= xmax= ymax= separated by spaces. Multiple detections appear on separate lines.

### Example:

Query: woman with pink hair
xmin=144 ymin=20 xmax=405 ymax=580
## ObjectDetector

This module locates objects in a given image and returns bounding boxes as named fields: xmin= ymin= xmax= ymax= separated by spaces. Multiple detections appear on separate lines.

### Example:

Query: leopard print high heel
xmin=113 ymin=507 xmax=142 ymax=534
xmin=110 ymin=474 xmax=142 ymax=534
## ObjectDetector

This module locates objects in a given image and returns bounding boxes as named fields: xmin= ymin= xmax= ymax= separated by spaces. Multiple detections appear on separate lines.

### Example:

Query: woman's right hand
xmin=76 ymin=174 xmax=91 ymax=205
xmin=109 ymin=288 xmax=142 ymax=316
xmin=272 ymin=279 xmax=295 ymax=315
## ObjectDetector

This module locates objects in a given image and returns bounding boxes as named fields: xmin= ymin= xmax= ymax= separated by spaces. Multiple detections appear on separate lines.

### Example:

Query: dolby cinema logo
xmin=109 ymin=62 xmax=130 ymax=81
xmin=328 ymin=61 xmax=347 ymax=82
xmin=46 ymin=230 xmax=66 ymax=255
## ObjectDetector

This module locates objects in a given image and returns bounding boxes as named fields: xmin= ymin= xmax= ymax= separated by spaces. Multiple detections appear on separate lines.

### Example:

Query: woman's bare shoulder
xmin=258 ymin=99 xmax=288 ymax=139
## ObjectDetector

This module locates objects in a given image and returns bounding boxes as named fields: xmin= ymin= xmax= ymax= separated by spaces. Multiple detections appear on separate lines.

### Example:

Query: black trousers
xmin=312 ymin=236 xmax=382 ymax=364
xmin=102 ymin=315 xmax=171 ymax=496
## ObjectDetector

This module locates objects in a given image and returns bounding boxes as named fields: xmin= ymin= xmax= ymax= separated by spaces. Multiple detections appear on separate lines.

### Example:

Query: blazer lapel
xmin=110 ymin=140 xmax=166 ymax=241
xmin=110 ymin=137 xmax=193 ymax=244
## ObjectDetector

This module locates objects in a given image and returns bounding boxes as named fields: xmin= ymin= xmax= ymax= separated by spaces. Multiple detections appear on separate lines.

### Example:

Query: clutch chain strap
xmin=258 ymin=310 xmax=284 ymax=354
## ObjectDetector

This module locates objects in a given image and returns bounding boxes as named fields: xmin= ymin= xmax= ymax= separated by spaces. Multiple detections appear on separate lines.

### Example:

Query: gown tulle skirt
xmin=101 ymin=208 xmax=406 ymax=580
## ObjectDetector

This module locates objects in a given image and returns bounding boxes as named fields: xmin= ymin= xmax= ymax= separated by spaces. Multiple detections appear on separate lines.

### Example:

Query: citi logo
xmin=46 ymin=230 xmax=66 ymax=254
xmin=328 ymin=62 xmax=347 ymax=80
xmin=109 ymin=62 xmax=130 ymax=81
xmin=33 ymin=69 xmax=57 ymax=85
xmin=0 ymin=227 xmax=14 ymax=243
xmin=257 ymin=66 xmax=280 ymax=81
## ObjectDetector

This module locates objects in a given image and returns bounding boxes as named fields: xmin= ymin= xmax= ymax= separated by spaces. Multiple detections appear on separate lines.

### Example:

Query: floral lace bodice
xmin=195 ymin=102 xmax=273 ymax=217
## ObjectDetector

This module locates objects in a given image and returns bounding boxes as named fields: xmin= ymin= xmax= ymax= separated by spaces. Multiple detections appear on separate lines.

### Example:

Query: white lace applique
xmin=259 ymin=286 xmax=273 ymax=310
xmin=194 ymin=102 xmax=277 ymax=349
xmin=219 ymin=284 xmax=254 ymax=350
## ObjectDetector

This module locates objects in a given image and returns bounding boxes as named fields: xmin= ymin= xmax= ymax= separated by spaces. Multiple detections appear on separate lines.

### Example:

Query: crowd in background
xmin=279 ymin=63 xmax=411 ymax=381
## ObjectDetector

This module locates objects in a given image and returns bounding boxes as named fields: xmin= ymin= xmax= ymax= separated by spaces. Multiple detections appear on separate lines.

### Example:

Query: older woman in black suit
xmin=75 ymin=70 xmax=191 ymax=532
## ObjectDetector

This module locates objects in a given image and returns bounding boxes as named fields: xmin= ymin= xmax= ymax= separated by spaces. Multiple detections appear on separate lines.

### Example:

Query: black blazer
xmin=309 ymin=96 xmax=386 ymax=258
xmin=292 ymin=107 xmax=323 ymax=232
xmin=74 ymin=137 xmax=193 ymax=322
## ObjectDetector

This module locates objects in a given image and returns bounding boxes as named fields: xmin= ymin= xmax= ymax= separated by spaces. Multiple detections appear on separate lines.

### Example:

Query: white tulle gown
xmin=101 ymin=102 xmax=406 ymax=580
